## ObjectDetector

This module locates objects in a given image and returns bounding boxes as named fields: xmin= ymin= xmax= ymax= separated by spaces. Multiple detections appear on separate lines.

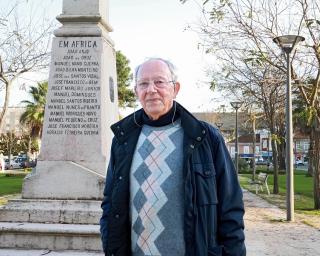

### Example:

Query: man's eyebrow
xmin=137 ymin=76 xmax=168 ymax=81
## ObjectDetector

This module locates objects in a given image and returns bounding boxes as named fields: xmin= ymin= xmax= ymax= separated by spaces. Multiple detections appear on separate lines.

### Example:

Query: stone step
xmin=0 ymin=249 xmax=104 ymax=256
xmin=0 ymin=199 xmax=102 ymax=224
xmin=0 ymin=222 xmax=103 ymax=251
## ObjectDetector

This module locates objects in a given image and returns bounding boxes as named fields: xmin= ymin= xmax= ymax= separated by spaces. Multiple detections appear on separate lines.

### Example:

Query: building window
xmin=303 ymin=141 xmax=310 ymax=151
xmin=244 ymin=146 xmax=249 ymax=154
xmin=262 ymin=138 xmax=268 ymax=151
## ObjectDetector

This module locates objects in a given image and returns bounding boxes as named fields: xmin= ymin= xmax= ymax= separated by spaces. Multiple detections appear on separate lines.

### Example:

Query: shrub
xmin=238 ymin=158 xmax=250 ymax=173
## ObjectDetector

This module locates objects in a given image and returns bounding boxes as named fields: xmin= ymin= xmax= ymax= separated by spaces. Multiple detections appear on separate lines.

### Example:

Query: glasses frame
xmin=136 ymin=79 xmax=175 ymax=90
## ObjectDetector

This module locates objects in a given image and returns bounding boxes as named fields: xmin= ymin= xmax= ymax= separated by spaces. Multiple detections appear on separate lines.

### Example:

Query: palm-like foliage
xmin=20 ymin=81 xmax=48 ymax=139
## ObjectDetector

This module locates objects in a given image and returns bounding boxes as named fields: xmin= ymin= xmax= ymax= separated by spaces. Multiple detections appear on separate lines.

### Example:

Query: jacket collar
xmin=110 ymin=109 xmax=143 ymax=144
xmin=177 ymin=103 xmax=207 ymax=142
xmin=110 ymin=102 xmax=207 ymax=144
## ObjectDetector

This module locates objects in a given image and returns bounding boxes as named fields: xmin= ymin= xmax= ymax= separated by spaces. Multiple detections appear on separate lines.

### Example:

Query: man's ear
xmin=173 ymin=82 xmax=180 ymax=98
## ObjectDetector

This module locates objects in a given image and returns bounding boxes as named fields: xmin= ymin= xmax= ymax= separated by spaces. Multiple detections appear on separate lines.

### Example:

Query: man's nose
xmin=146 ymin=82 xmax=157 ymax=93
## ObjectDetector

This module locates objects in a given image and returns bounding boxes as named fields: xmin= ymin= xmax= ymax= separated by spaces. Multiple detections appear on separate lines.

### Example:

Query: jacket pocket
xmin=193 ymin=163 xmax=218 ymax=205
xmin=208 ymin=245 xmax=223 ymax=256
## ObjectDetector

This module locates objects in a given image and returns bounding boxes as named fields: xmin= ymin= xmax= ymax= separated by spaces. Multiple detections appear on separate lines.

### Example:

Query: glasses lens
xmin=154 ymin=80 xmax=167 ymax=88
xmin=137 ymin=81 xmax=149 ymax=89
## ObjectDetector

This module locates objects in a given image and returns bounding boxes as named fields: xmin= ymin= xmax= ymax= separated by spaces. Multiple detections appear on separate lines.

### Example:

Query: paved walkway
xmin=244 ymin=190 xmax=320 ymax=255
xmin=1 ymin=190 xmax=320 ymax=255
xmin=0 ymin=249 xmax=103 ymax=256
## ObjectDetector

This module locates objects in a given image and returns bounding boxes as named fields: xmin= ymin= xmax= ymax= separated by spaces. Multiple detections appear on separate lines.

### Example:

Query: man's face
xmin=135 ymin=60 xmax=180 ymax=120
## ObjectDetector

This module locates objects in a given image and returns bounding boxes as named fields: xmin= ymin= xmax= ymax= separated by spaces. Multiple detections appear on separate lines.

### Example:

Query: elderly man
xmin=100 ymin=58 xmax=246 ymax=256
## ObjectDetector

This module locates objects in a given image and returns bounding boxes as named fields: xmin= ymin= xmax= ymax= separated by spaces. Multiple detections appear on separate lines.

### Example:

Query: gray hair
xmin=134 ymin=58 xmax=178 ymax=84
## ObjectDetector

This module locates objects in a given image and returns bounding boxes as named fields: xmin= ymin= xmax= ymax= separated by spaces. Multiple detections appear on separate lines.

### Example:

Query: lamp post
xmin=230 ymin=101 xmax=243 ymax=174
xmin=273 ymin=34 xmax=305 ymax=221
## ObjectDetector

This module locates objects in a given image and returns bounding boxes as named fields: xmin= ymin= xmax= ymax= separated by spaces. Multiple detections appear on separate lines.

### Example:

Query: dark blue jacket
xmin=100 ymin=103 xmax=246 ymax=256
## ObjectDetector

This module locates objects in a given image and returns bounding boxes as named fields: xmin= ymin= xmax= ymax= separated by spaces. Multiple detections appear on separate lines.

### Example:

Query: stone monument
xmin=0 ymin=0 xmax=117 ymax=254
xmin=23 ymin=0 xmax=118 ymax=200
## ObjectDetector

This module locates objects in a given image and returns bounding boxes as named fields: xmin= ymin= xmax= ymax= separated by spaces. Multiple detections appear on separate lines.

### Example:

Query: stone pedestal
xmin=0 ymin=0 xmax=117 ymax=253
xmin=23 ymin=16 xmax=118 ymax=200
xmin=23 ymin=161 xmax=105 ymax=199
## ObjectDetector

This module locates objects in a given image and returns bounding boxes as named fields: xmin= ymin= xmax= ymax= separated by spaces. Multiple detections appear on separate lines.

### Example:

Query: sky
xmin=1 ymin=0 xmax=225 ymax=113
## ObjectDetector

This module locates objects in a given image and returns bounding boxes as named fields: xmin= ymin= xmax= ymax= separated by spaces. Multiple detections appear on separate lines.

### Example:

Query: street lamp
xmin=273 ymin=34 xmax=305 ymax=221
xmin=230 ymin=101 xmax=243 ymax=174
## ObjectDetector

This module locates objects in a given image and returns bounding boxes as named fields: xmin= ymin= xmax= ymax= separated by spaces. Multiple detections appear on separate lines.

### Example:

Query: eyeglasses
xmin=136 ymin=79 xmax=175 ymax=90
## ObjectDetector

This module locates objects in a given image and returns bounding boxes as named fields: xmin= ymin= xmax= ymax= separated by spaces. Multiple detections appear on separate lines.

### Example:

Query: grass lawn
xmin=240 ymin=170 xmax=316 ymax=211
xmin=0 ymin=173 xmax=26 ymax=196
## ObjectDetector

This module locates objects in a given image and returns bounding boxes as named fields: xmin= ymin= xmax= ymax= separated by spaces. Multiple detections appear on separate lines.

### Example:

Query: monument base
xmin=0 ymin=249 xmax=104 ymax=256
xmin=22 ymin=160 xmax=106 ymax=200
xmin=0 ymin=198 xmax=103 ymax=252
xmin=0 ymin=198 xmax=102 ymax=224
xmin=0 ymin=222 xmax=102 ymax=251
xmin=0 ymin=161 xmax=106 ymax=252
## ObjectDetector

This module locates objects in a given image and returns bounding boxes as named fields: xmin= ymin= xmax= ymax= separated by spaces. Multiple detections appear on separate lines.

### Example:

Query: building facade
xmin=192 ymin=111 xmax=310 ymax=163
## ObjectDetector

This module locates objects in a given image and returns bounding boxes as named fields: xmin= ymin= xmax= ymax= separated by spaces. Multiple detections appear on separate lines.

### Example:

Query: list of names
xmin=45 ymin=39 xmax=101 ymax=136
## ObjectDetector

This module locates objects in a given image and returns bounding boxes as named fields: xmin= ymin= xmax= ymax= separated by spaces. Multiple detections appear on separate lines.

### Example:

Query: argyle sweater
xmin=130 ymin=120 xmax=185 ymax=256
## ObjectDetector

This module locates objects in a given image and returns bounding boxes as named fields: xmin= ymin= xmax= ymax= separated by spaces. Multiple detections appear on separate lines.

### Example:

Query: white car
xmin=295 ymin=160 xmax=305 ymax=166
xmin=4 ymin=158 xmax=22 ymax=170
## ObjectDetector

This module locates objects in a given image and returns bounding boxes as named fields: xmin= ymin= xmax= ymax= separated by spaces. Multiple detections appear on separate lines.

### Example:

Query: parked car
xmin=256 ymin=160 xmax=268 ymax=165
xmin=5 ymin=158 xmax=22 ymax=170
xmin=255 ymin=160 xmax=273 ymax=168
xmin=20 ymin=159 xmax=37 ymax=168
xmin=295 ymin=160 xmax=306 ymax=166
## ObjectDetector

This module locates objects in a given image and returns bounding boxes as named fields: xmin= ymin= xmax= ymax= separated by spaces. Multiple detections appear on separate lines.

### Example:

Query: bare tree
xmin=181 ymin=0 xmax=293 ymax=193
xmin=0 ymin=0 xmax=55 ymax=128
xmin=296 ymin=0 xmax=320 ymax=209
xmin=181 ymin=0 xmax=320 ymax=207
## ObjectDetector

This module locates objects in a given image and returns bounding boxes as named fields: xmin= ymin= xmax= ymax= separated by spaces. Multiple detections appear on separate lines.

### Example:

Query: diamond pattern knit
xmin=130 ymin=121 xmax=185 ymax=256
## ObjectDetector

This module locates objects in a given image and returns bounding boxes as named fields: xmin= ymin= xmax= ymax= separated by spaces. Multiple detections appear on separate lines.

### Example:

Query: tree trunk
xmin=8 ymin=133 xmax=12 ymax=164
xmin=271 ymin=138 xmax=279 ymax=194
xmin=0 ymin=80 xmax=11 ymax=128
xmin=252 ymin=116 xmax=256 ymax=180
xmin=278 ymin=142 xmax=286 ymax=170
xmin=313 ymin=125 xmax=320 ymax=209
xmin=27 ymin=136 xmax=32 ymax=161
xmin=37 ymin=136 xmax=41 ymax=152
xmin=308 ymin=128 xmax=314 ymax=177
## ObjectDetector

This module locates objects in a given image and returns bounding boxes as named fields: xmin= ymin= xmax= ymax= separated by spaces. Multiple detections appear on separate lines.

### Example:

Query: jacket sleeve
xmin=100 ymin=139 xmax=115 ymax=254
xmin=208 ymin=127 xmax=246 ymax=255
